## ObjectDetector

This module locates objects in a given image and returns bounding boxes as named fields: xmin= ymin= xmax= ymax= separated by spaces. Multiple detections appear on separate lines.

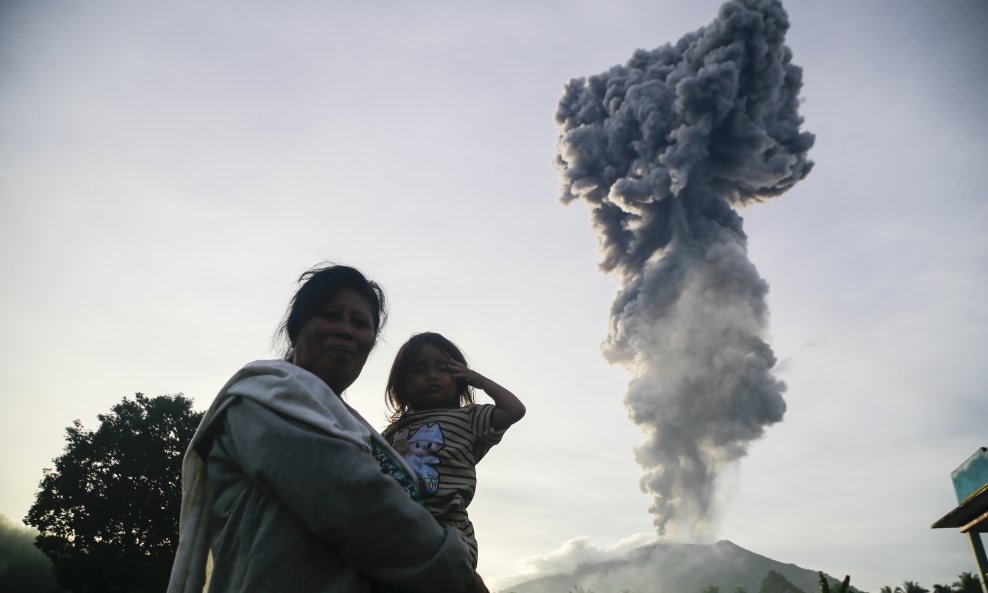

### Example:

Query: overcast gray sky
xmin=1 ymin=1 xmax=986 ymax=591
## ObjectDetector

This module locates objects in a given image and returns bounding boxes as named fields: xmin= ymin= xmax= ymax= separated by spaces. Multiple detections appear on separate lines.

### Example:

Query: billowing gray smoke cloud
xmin=555 ymin=0 xmax=814 ymax=537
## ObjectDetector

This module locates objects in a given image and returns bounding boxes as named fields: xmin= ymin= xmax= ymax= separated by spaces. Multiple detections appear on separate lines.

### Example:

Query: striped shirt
xmin=383 ymin=404 xmax=505 ymax=565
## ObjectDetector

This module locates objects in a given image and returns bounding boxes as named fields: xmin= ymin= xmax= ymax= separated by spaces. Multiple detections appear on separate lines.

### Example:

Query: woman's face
xmin=292 ymin=288 xmax=376 ymax=395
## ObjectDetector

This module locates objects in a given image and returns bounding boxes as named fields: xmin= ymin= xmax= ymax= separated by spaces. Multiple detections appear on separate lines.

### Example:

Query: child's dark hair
xmin=386 ymin=332 xmax=475 ymax=422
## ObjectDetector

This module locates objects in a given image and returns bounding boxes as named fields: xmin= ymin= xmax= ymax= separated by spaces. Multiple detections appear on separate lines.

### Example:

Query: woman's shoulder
xmin=238 ymin=359 xmax=312 ymax=379
xmin=214 ymin=359 xmax=374 ymax=447
xmin=225 ymin=360 xmax=333 ymax=399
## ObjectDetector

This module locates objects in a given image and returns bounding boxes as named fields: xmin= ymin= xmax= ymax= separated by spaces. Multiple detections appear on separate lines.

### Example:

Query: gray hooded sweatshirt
xmin=166 ymin=360 xmax=474 ymax=593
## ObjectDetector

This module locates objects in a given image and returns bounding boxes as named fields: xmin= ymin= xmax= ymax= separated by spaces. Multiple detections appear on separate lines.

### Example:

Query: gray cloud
xmin=555 ymin=0 xmax=813 ymax=537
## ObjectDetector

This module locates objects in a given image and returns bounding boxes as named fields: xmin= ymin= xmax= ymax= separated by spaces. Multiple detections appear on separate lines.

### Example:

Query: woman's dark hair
xmin=279 ymin=263 xmax=387 ymax=360
xmin=385 ymin=332 xmax=475 ymax=422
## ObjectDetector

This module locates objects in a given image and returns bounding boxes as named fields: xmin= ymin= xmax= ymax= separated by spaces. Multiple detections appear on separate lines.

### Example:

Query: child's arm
xmin=447 ymin=359 xmax=526 ymax=431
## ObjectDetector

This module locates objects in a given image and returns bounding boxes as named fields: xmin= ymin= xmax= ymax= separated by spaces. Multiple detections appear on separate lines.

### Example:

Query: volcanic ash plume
xmin=554 ymin=0 xmax=814 ymax=537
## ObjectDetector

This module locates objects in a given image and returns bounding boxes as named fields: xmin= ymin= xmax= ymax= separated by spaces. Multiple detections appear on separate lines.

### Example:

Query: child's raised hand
xmin=446 ymin=356 xmax=525 ymax=429
xmin=445 ymin=358 xmax=488 ymax=389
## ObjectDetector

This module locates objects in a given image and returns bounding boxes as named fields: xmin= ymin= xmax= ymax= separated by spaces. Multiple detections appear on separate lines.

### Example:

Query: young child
xmin=382 ymin=332 xmax=525 ymax=568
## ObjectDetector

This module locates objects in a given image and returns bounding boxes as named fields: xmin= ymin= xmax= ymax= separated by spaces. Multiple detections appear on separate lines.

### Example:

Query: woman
xmin=167 ymin=264 xmax=487 ymax=593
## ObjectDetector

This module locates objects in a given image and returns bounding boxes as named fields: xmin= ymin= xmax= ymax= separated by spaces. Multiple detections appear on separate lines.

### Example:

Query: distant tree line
xmin=699 ymin=571 xmax=985 ymax=593
xmin=698 ymin=570 xmax=848 ymax=593
xmin=0 ymin=514 xmax=60 ymax=593
xmin=878 ymin=573 xmax=983 ymax=593
xmin=545 ymin=569 xmax=984 ymax=593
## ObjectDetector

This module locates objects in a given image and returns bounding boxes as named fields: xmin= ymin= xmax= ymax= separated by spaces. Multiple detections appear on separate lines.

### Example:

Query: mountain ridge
xmin=498 ymin=539 xmax=855 ymax=593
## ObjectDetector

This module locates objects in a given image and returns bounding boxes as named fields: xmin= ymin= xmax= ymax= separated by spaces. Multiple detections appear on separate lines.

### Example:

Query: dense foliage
xmin=879 ymin=573 xmax=983 ymax=593
xmin=25 ymin=393 xmax=203 ymax=593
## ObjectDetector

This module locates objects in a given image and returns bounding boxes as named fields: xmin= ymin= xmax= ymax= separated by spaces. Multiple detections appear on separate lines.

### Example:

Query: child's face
xmin=404 ymin=343 xmax=459 ymax=411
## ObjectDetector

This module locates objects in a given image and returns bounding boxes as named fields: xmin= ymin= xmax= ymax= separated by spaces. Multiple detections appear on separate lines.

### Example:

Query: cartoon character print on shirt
xmin=393 ymin=424 xmax=446 ymax=495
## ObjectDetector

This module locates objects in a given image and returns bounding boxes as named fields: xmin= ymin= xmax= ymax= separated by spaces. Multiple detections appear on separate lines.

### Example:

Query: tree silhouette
xmin=819 ymin=572 xmax=850 ymax=593
xmin=25 ymin=393 xmax=202 ymax=593
xmin=894 ymin=582 xmax=929 ymax=593
xmin=953 ymin=572 xmax=983 ymax=593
